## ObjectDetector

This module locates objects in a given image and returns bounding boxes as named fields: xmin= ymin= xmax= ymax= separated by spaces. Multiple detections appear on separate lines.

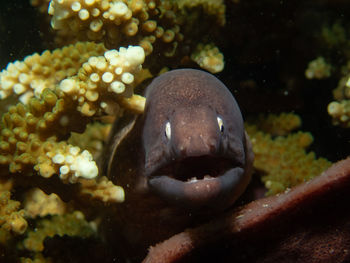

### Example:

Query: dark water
xmin=0 ymin=1 xmax=44 ymax=69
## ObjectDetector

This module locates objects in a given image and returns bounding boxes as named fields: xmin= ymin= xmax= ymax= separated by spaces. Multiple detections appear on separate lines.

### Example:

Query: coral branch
xmin=79 ymin=176 xmax=125 ymax=203
xmin=55 ymin=46 xmax=145 ymax=116
xmin=23 ymin=211 xmax=95 ymax=252
xmin=119 ymin=94 xmax=146 ymax=114
xmin=191 ymin=43 xmax=224 ymax=73
xmin=0 ymin=42 xmax=106 ymax=103
xmin=0 ymin=45 xmax=146 ymax=183
xmin=0 ymin=191 xmax=27 ymax=239
xmin=246 ymin=113 xmax=331 ymax=195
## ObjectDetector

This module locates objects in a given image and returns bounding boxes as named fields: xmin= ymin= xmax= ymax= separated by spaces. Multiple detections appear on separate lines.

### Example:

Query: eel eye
xmin=165 ymin=121 xmax=171 ymax=139
xmin=217 ymin=116 xmax=224 ymax=133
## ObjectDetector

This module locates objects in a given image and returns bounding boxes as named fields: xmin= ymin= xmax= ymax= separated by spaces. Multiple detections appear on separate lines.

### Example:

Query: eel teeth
xmin=187 ymin=177 xmax=198 ymax=182
xmin=186 ymin=175 xmax=215 ymax=182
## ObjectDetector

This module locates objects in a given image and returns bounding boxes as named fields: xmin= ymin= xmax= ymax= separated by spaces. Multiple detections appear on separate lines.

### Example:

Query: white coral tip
xmin=53 ymin=153 xmax=65 ymax=164
xmin=125 ymin=46 xmax=145 ymax=65
xmin=112 ymin=186 xmax=125 ymax=202
xmin=60 ymin=79 xmax=76 ymax=93
xmin=121 ymin=72 xmax=134 ymax=84
xmin=110 ymin=81 xmax=125 ymax=93
xmin=75 ymin=151 xmax=98 ymax=179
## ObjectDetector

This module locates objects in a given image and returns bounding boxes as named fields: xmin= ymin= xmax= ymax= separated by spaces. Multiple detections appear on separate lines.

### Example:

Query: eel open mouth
xmin=148 ymin=155 xmax=245 ymax=208
xmin=155 ymin=156 xmax=233 ymax=182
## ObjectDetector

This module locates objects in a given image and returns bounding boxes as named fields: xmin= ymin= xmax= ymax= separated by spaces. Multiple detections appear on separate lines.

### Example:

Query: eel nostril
xmin=177 ymin=144 xmax=186 ymax=156
xmin=207 ymin=137 xmax=219 ymax=154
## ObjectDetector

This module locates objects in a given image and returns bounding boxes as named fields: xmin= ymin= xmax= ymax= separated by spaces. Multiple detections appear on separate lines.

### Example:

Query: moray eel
xmin=103 ymin=69 xmax=254 ymax=259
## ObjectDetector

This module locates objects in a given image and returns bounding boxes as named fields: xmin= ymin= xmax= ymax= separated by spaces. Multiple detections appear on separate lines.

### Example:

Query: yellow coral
xmin=251 ymin=112 xmax=302 ymax=136
xmin=49 ymin=0 xmax=146 ymax=42
xmin=0 ymin=178 xmax=14 ymax=193
xmin=68 ymin=122 xmax=112 ymax=159
xmin=47 ymin=0 xmax=182 ymax=57
xmin=118 ymin=93 xmax=146 ymax=113
xmin=0 ymin=42 xmax=106 ymax=102
xmin=34 ymin=0 xmax=227 ymax=72
xmin=0 ymin=191 xmax=27 ymax=244
xmin=0 ymin=45 xmax=146 ymax=183
xmin=175 ymin=0 xmax=226 ymax=26
xmin=56 ymin=45 xmax=145 ymax=116
xmin=327 ymin=62 xmax=350 ymax=127
xmin=0 ymin=89 xmax=98 ymax=182
xmin=23 ymin=211 xmax=95 ymax=252
xmin=191 ymin=43 xmax=224 ymax=73
xmin=321 ymin=21 xmax=347 ymax=48
xmin=23 ymin=188 xmax=68 ymax=219
xmin=305 ymin=56 xmax=332 ymax=80
xmin=20 ymin=253 xmax=51 ymax=263
xmin=79 ymin=176 xmax=125 ymax=202
xmin=332 ymin=62 xmax=350 ymax=101
xmin=246 ymin=114 xmax=332 ymax=196
xmin=328 ymin=100 xmax=350 ymax=127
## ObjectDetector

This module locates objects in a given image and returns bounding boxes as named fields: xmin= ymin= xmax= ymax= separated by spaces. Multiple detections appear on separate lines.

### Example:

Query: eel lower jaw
xmin=147 ymin=156 xmax=245 ymax=208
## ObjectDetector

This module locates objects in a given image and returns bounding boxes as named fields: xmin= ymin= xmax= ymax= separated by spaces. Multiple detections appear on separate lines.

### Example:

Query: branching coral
xmin=0 ymin=44 xmax=146 ymax=183
xmin=190 ymin=43 xmax=224 ymax=73
xmin=23 ymin=188 xmax=68 ymax=219
xmin=20 ymin=253 xmax=50 ymax=263
xmin=47 ymin=0 xmax=183 ymax=56
xmin=0 ymin=42 xmax=106 ymax=103
xmin=320 ymin=21 xmax=347 ymax=49
xmin=305 ymin=21 xmax=350 ymax=127
xmin=328 ymin=100 xmax=350 ymax=127
xmin=0 ymin=89 xmax=98 ymax=182
xmin=32 ymin=0 xmax=226 ymax=72
xmin=305 ymin=56 xmax=332 ymax=80
xmin=22 ymin=211 xmax=95 ymax=252
xmin=56 ymin=45 xmax=146 ymax=116
xmin=327 ymin=62 xmax=350 ymax=127
xmin=68 ymin=122 xmax=112 ymax=160
xmin=246 ymin=113 xmax=331 ymax=195
xmin=174 ymin=0 xmax=226 ymax=26
xmin=248 ymin=112 xmax=302 ymax=136
xmin=0 ymin=191 xmax=27 ymax=243
xmin=304 ymin=21 xmax=350 ymax=127
xmin=0 ymin=35 xmax=148 ymax=259
xmin=78 ymin=176 xmax=125 ymax=202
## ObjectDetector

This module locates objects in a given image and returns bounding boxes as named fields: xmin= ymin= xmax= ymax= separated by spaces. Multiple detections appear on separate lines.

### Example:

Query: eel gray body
xmin=103 ymin=68 xmax=254 ymax=260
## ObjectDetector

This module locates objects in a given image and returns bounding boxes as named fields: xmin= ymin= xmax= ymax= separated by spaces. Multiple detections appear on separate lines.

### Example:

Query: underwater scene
xmin=0 ymin=0 xmax=350 ymax=262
